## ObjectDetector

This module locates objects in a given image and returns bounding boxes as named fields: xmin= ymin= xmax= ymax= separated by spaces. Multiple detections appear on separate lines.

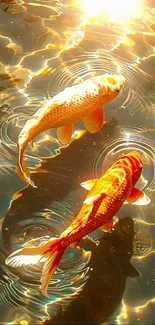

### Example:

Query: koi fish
xmin=17 ymin=73 xmax=125 ymax=187
xmin=6 ymin=151 xmax=150 ymax=296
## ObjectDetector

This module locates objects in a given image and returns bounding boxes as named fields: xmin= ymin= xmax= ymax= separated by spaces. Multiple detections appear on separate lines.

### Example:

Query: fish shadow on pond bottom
xmin=45 ymin=217 xmax=140 ymax=325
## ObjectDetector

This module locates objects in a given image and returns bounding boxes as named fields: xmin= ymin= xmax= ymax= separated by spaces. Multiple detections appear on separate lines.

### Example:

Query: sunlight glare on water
xmin=81 ymin=0 xmax=142 ymax=22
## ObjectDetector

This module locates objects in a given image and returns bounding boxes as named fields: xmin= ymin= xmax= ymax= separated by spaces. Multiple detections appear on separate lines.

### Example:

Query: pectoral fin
xmin=57 ymin=124 xmax=74 ymax=144
xmin=84 ymin=194 xmax=102 ymax=205
xmin=80 ymin=179 xmax=98 ymax=191
xmin=127 ymin=187 xmax=151 ymax=205
xmin=84 ymin=193 xmax=106 ymax=215
xmin=84 ymin=107 xmax=104 ymax=133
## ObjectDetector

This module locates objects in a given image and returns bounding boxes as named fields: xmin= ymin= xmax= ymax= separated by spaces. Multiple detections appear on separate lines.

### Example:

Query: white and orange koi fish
xmin=17 ymin=73 xmax=125 ymax=187
xmin=6 ymin=151 xmax=150 ymax=296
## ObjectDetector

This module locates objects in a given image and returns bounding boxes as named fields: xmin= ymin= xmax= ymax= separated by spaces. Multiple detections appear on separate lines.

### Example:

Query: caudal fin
xmin=16 ymin=143 xmax=37 ymax=188
xmin=5 ymin=237 xmax=66 ymax=296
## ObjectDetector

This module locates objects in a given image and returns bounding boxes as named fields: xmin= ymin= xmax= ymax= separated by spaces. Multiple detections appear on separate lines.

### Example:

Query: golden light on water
xmin=81 ymin=0 xmax=142 ymax=22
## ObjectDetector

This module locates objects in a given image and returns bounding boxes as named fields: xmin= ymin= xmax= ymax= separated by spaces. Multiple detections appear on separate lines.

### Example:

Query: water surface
xmin=0 ymin=0 xmax=155 ymax=324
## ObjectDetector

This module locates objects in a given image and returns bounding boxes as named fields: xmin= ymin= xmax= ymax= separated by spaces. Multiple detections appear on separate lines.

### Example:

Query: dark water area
xmin=0 ymin=0 xmax=155 ymax=324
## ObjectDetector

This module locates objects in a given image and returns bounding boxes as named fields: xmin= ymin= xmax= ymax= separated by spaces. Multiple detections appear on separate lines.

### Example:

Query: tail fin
xmin=16 ymin=143 xmax=37 ymax=188
xmin=5 ymin=237 xmax=66 ymax=296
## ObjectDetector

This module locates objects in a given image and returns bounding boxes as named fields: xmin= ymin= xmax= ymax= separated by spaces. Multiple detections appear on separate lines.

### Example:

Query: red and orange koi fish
xmin=17 ymin=73 xmax=125 ymax=187
xmin=6 ymin=151 xmax=150 ymax=296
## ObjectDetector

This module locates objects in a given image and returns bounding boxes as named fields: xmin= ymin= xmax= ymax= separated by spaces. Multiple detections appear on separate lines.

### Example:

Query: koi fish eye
xmin=115 ymin=88 xmax=120 ymax=93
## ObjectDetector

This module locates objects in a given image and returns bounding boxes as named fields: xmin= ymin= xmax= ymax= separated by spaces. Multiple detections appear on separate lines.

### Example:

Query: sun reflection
xmin=116 ymin=300 xmax=128 ymax=324
xmin=135 ymin=297 xmax=155 ymax=313
xmin=81 ymin=0 xmax=142 ymax=22
xmin=117 ymin=297 xmax=155 ymax=324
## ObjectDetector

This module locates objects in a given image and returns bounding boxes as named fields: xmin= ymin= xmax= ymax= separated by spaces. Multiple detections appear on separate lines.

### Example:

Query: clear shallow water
xmin=0 ymin=0 xmax=155 ymax=324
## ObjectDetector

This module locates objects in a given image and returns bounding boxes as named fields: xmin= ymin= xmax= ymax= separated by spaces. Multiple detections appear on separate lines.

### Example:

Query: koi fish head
xmin=120 ymin=151 xmax=143 ymax=187
xmin=98 ymin=74 xmax=126 ymax=105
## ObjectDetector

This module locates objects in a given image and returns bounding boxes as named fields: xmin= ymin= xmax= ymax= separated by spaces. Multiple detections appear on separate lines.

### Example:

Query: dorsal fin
xmin=80 ymin=179 xmax=98 ymax=191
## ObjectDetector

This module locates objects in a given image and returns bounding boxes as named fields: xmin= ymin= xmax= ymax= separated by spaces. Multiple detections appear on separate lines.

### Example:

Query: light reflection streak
xmin=116 ymin=300 xmax=128 ymax=324
xmin=135 ymin=297 xmax=155 ymax=313
xmin=80 ymin=0 xmax=142 ymax=22
xmin=133 ymin=249 xmax=155 ymax=261
xmin=116 ymin=297 xmax=155 ymax=324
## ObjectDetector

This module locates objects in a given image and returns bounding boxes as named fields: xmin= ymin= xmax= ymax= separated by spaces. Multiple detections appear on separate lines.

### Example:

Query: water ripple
xmin=1 ymin=191 xmax=90 ymax=323
xmin=92 ymin=125 xmax=155 ymax=192
xmin=24 ymin=46 xmax=155 ymax=119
